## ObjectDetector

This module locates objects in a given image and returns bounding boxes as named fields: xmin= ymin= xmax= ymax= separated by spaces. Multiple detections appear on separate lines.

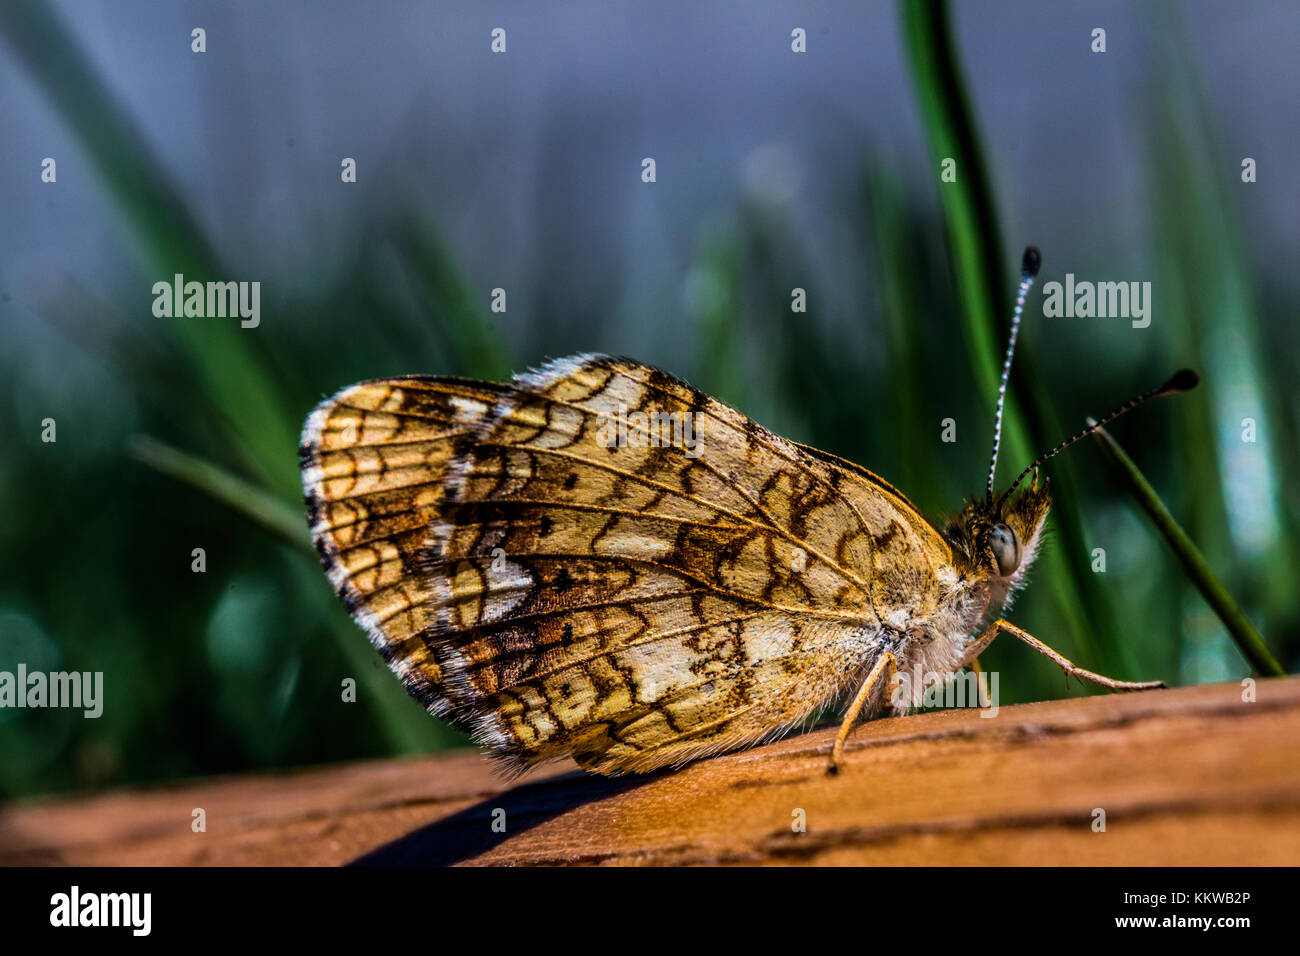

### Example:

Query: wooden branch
xmin=3 ymin=677 xmax=1298 ymax=866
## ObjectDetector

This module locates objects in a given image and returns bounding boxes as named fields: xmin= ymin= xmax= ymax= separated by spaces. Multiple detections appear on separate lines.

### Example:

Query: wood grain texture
xmin=3 ymin=676 xmax=1298 ymax=866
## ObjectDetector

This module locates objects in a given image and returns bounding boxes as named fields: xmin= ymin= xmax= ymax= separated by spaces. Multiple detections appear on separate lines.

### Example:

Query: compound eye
xmin=990 ymin=523 xmax=1021 ymax=577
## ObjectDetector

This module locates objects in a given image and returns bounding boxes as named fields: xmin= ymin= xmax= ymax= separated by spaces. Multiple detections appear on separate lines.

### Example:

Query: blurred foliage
xmin=0 ymin=0 xmax=1294 ymax=799
xmin=1091 ymin=423 xmax=1281 ymax=677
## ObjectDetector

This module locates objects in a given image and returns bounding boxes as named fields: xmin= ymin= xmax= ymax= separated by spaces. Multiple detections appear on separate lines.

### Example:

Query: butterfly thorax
xmin=841 ymin=476 xmax=1051 ymax=714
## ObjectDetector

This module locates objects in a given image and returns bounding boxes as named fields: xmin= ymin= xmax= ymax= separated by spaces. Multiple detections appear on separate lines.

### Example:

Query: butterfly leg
xmin=828 ymin=651 xmax=898 ymax=775
xmin=961 ymin=619 xmax=1165 ymax=691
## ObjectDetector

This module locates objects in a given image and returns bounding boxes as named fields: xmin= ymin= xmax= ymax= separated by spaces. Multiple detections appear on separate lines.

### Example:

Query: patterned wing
xmin=300 ymin=375 xmax=508 ymax=705
xmin=301 ymin=355 xmax=955 ymax=774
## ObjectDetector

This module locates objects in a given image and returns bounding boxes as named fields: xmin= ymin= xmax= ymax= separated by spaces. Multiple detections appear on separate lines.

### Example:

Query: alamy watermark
xmin=50 ymin=886 xmax=150 ymax=936
xmin=0 ymin=665 xmax=102 ymax=718
xmin=152 ymin=273 xmax=260 ymax=328
xmin=1041 ymin=273 xmax=1151 ymax=328
xmin=891 ymin=666 xmax=999 ymax=717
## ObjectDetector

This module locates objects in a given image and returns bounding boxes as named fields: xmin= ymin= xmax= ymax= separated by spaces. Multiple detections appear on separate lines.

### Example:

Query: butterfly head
xmin=945 ymin=471 xmax=1051 ymax=599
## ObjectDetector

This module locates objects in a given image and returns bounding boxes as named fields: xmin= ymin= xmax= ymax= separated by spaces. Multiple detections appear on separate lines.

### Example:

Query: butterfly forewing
xmin=301 ymin=355 xmax=956 ymax=773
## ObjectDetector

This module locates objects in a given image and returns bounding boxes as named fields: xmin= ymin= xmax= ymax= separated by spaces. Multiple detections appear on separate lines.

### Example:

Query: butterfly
xmin=299 ymin=247 xmax=1194 ymax=775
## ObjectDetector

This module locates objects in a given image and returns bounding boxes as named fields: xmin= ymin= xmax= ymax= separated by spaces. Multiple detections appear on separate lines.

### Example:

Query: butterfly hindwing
xmin=300 ymin=376 xmax=509 ymax=714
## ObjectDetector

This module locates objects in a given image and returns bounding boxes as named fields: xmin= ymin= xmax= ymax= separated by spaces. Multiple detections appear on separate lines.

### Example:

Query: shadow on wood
xmin=2 ymin=677 xmax=1298 ymax=865
xmin=352 ymin=771 xmax=655 ymax=865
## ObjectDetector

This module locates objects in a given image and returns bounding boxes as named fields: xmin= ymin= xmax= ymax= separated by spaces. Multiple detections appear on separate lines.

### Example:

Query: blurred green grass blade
xmin=689 ymin=219 xmax=746 ymax=407
xmin=898 ymin=0 xmax=1009 ymax=410
xmin=318 ymin=614 xmax=462 ymax=755
xmin=129 ymin=435 xmax=307 ymax=548
xmin=0 ymin=0 xmax=299 ymax=496
xmin=899 ymin=0 xmax=1129 ymax=669
xmin=289 ymin=560 xmax=463 ymax=756
xmin=131 ymin=434 xmax=450 ymax=750
xmin=1091 ymin=424 xmax=1281 ymax=677
xmin=741 ymin=208 xmax=855 ymax=442
xmin=861 ymin=163 xmax=935 ymax=504
xmin=1142 ymin=7 xmax=1295 ymax=646
xmin=392 ymin=218 xmax=511 ymax=381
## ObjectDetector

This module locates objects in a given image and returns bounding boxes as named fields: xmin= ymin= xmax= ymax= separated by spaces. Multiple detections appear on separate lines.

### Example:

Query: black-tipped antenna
xmin=985 ymin=246 xmax=1042 ymax=504
xmin=996 ymin=368 xmax=1200 ymax=507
